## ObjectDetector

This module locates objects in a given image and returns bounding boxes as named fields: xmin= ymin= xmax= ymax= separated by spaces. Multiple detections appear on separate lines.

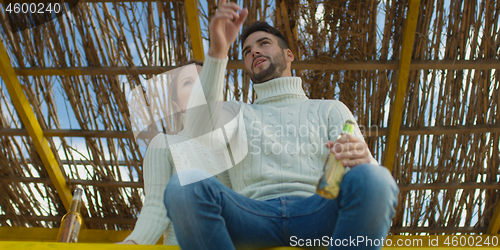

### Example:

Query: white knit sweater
xmin=185 ymin=55 xmax=378 ymax=201
xmin=125 ymin=55 xmax=377 ymax=244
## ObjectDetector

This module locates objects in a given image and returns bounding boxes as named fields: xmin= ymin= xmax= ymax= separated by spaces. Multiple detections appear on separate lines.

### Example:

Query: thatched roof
xmin=0 ymin=0 xmax=499 ymax=236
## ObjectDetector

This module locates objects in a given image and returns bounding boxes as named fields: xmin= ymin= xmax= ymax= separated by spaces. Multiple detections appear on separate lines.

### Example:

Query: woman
xmin=119 ymin=60 xmax=232 ymax=245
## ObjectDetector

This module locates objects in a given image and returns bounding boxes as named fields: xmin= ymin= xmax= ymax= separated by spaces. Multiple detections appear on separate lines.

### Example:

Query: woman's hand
xmin=115 ymin=240 xmax=138 ymax=244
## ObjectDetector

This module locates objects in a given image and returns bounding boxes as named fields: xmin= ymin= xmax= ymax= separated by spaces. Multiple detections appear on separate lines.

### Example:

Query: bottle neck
xmin=69 ymin=188 xmax=83 ymax=213
xmin=69 ymin=199 xmax=81 ymax=213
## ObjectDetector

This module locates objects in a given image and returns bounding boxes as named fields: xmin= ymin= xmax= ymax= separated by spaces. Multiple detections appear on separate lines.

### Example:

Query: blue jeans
xmin=164 ymin=164 xmax=399 ymax=250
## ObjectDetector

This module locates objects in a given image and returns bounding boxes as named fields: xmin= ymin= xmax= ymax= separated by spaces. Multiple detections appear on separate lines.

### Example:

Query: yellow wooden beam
xmin=0 ymin=227 xmax=164 ymax=244
xmin=487 ymin=200 xmax=500 ymax=234
xmin=2 ymin=228 xmax=499 ymax=248
xmin=1 ymin=239 xmax=500 ymax=249
xmin=383 ymin=0 xmax=420 ymax=171
xmin=185 ymin=0 xmax=204 ymax=60
xmin=0 ymin=41 xmax=75 ymax=213
xmin=0 ymin=241 xmax=177 ymax=250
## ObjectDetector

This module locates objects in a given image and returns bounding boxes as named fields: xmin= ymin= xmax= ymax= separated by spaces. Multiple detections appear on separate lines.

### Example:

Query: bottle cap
xmin=72 ymin=187 xmax=83 ymax=200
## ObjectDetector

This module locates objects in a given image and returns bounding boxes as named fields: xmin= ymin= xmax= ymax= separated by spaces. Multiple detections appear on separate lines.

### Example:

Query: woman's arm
xmin=122 ymin=134 xmax=173 ymax=244
xmin=184 ymin=56 xmax=237 ymax=147
xmin=184 ymin=56 xmax=246 ymax=167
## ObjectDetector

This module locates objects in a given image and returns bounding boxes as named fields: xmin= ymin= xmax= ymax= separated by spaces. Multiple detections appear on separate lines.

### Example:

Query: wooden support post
xmin=0 ymin=39 xmax=86 ymax=229
xmin=0 ymin=40 xmax=77 ymax=213
xmin=185 ymin=0 xmax=204 ymax=60
xmin=487 ymin=200 xmax=500 ymax=234
xmin=383 ymin=0 xmax=420 ymax=171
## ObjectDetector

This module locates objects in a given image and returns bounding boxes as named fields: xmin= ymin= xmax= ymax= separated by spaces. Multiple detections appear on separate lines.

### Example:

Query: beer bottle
xmin=316 ymin=120 xmax=356 ymax=199
xmin=57 ymin=187 xmax=84 ymax=242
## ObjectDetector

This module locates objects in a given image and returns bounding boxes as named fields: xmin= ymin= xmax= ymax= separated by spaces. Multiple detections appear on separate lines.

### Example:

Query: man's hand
xmin=325 ymin=134 xmax=376 ymax=168
xmin=208 ymin=0 xmax=248 ymax=59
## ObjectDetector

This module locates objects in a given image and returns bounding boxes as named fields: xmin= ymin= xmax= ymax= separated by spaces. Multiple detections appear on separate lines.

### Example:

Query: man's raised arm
xmin=184 ymin=0 xmax=248 ymax=147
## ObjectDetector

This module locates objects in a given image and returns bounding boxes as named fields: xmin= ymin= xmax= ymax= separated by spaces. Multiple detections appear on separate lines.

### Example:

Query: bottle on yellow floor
xmin=316 ymin=120 xmax=356 ymax=199
xmin=57 ymin=187 xmax=84 ymax=242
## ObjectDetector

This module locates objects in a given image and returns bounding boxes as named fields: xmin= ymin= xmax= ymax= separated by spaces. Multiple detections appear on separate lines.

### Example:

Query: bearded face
xmin=242 ymin=31 xmax=292 ymax=84
xmin=248 ymin=49 xmax=287 ymax=83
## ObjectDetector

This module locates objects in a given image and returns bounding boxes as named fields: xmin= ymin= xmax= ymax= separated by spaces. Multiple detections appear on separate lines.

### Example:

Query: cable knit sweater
xmin=125 ymin=55 xmax=378 ymax=244
xmin=185 ymin=55 xmax=378 ymax=201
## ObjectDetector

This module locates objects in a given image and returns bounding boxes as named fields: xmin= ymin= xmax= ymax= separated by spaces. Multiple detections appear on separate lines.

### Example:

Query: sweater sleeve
xmin=328 ymin=101 xmax=379 ymax=165
xmin=124 ymin=134 xmax=173 ymax=244
xmin=184 ymin=55 xmax=244 ymax=155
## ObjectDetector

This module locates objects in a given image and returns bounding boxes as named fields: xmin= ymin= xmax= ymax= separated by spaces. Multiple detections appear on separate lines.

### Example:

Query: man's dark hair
xmin=241 ymin=21 xmax=289 ymax=50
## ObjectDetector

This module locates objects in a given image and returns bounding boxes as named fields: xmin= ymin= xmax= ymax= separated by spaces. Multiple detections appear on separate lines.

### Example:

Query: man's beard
xmin=250 ymin=51 xmax=287 ymax=84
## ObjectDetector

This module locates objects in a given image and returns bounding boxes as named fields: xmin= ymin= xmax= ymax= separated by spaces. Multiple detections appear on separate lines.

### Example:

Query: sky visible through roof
xmin=0 ymin=0 xmax=497 ymax=230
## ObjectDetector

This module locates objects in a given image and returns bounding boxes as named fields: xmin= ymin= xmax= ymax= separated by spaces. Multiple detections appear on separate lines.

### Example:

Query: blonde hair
xmin=166 ymin=59 xmax=203 ymax=134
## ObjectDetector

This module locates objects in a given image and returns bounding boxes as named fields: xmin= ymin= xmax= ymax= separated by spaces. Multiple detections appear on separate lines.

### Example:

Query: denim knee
xmin=164 ymin=169 xmax=220 ymax=216
xmin=343 ymin=163 xmax=399 ymax=202
xmin=164 ymin=173 xmax=182 ymax=216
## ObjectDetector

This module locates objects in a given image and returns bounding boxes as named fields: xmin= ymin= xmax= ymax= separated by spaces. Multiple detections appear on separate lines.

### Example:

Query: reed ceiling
xmin=0 ymin=0 xmax=499 ymax=236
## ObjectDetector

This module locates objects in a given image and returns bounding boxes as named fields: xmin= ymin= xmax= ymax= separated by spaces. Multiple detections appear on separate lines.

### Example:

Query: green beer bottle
xmin=316 ymin=120 xmax=356 ymax=199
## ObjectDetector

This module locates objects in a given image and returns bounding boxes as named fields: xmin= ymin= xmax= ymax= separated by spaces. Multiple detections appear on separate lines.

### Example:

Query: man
xmin=164 ymin=1 xmax=399 ymax=249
